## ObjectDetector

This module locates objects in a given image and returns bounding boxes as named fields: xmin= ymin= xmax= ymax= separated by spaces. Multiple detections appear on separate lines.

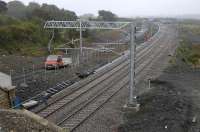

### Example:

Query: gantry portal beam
xmin=44 ymin=21 xmax=131 ymax=29
xmin=44 ymin=20 xmax=138 ymax=106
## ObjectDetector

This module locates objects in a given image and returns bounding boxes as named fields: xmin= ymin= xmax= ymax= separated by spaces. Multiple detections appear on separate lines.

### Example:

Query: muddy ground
xmin=119 ymin=56 xmax=200 ymax=132
xmin=119 ymin=68 xmax=200 ymax=132
xmin=0 ymin=44 xmax=128 ymax=102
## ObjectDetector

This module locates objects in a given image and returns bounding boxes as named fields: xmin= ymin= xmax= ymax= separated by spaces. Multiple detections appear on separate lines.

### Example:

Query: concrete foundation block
xmin=122 ymin=104 xmax=140 ymax=113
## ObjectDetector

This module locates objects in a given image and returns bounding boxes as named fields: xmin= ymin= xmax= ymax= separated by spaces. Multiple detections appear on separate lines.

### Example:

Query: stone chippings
xmin=0 ymin=109 xmax=65 ymax=132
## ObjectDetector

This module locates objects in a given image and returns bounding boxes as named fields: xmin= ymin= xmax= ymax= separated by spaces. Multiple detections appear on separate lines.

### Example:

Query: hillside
xmin=0 ymin=1 xmax=78 ymax=56
xmin=0 ymin=1 xmax=124 ymax=56
xmin=0 ymin=15 xmax=49 ymax=56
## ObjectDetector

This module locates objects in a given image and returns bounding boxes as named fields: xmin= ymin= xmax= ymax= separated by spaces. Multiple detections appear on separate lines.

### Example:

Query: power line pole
xmin=129 ymin=23 xmax=137 ymax=106
xmin=79 ymin=19 xmax=83 ymax=55
xmin=48 ymin=29 xmax=55 ymax=53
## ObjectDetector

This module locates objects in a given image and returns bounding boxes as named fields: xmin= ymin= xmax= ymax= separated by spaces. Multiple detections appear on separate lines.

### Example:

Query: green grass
xmin=181 ymin=24 xmax=200 ymax=35
xmin=176 ymin=23 xmax=200 ymax=68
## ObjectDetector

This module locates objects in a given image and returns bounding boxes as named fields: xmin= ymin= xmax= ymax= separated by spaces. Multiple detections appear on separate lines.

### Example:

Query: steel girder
xmin=44 ymin=21 xmax=131 ymax=29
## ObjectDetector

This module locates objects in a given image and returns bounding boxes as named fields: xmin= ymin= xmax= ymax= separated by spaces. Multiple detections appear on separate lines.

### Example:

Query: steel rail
xmin=32 ymin=25 xmax=162 ymax=115
xmin=33 ymin=30 xmax=162 ymax=115
xmin=58 ymin=32 xmax=172 ymax=131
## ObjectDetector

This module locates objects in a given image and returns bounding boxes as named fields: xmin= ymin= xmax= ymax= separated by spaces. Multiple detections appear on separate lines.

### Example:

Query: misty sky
xmin=4 ymin=0 xmax=200 ymax=17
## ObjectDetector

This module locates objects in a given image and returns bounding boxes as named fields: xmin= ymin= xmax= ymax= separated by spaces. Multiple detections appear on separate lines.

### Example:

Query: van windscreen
xmin=47 ymin=55 xmax=58 ymax=61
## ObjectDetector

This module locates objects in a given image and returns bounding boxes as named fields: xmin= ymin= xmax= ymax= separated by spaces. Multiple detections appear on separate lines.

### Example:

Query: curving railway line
xmin=32 ymin=23 xmax=177 ymax=131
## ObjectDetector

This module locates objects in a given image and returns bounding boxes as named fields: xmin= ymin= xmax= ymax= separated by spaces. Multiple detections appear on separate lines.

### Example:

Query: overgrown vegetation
xmin=0 ymin=0 xmax=80 ymax=56
xmin=0 ymin=0 xmax=123 ymax=56
xmin=175 ymin=21 xmax=200 ymax=68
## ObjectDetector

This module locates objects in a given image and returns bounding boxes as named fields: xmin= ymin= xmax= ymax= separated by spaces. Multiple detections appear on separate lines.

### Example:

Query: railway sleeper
xmin=58 ymin=83 xmax=66 ymax=88
xmin=46 ymin=90 xmax=56 ymax=94
xmin=50 ymin=88 xmax=58 ymax=92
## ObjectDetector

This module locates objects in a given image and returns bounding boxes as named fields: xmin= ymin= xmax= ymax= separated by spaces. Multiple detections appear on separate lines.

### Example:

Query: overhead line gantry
xmin=44 ymin=20 xmax=138 ymax=107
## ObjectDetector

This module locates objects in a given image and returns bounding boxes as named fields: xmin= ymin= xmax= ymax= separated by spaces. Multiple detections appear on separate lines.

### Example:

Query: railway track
xmin=12 ymin=26 xmax=160 ymax=85
xmin=30 ymin=36 xmax=155 ymax=112
xmin=30 ymin=53 xmax=128 ymax=113
xmin=12 ymin=26 xmax=159 ymax=84
xmin=57 ymin=27 xmax=173 ymax=131
xmin=37 ymin=61 xmax=129 ymax=118
xmin=32 ymin=24 xmax=175 ymax=132
xmin=33 ymin=27 xmax=163 ymax=117
xmin=11 ymin=24 xmax=160 ymax=84
xmin=33 ymin=26 xmax=162 ymax=109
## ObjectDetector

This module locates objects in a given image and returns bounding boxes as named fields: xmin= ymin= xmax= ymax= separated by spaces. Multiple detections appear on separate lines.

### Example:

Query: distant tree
xmin=31 ymin=4 xmax=77 ymax=21
xmin=30 ymin=4 xmax=57 ymax=20
xmin=41 ymin=3 xmax=60 ymax=20
xmin=7 ymin=1 xmax=27 ymax=19
xmin=98 ymin=10 xmax=117 ymax=21
xmin=0 ymin=0 xmax=7 ymax=13
xmin=26 ymin=2 xmax=40 ymax=19
xmin=62 ymin=10 xmax=77 ymax=20
xmin=31 ymin=8 xmax=50 ymax=20
xmin=80 ymin=13 xmax=96 ymax=20
xmin=27 ymin=2 xmax=40 ymax=10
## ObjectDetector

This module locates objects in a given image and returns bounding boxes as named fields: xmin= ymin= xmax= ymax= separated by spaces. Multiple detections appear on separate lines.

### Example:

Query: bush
xmin=0 ymin=15 xmax=49 ymax=55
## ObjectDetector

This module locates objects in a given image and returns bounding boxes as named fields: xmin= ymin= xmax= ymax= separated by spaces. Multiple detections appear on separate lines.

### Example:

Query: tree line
xmin=0 ymin=0 xmax=118 ymax=21
xmin=0 ymin=0 xmax=118 ymax=55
